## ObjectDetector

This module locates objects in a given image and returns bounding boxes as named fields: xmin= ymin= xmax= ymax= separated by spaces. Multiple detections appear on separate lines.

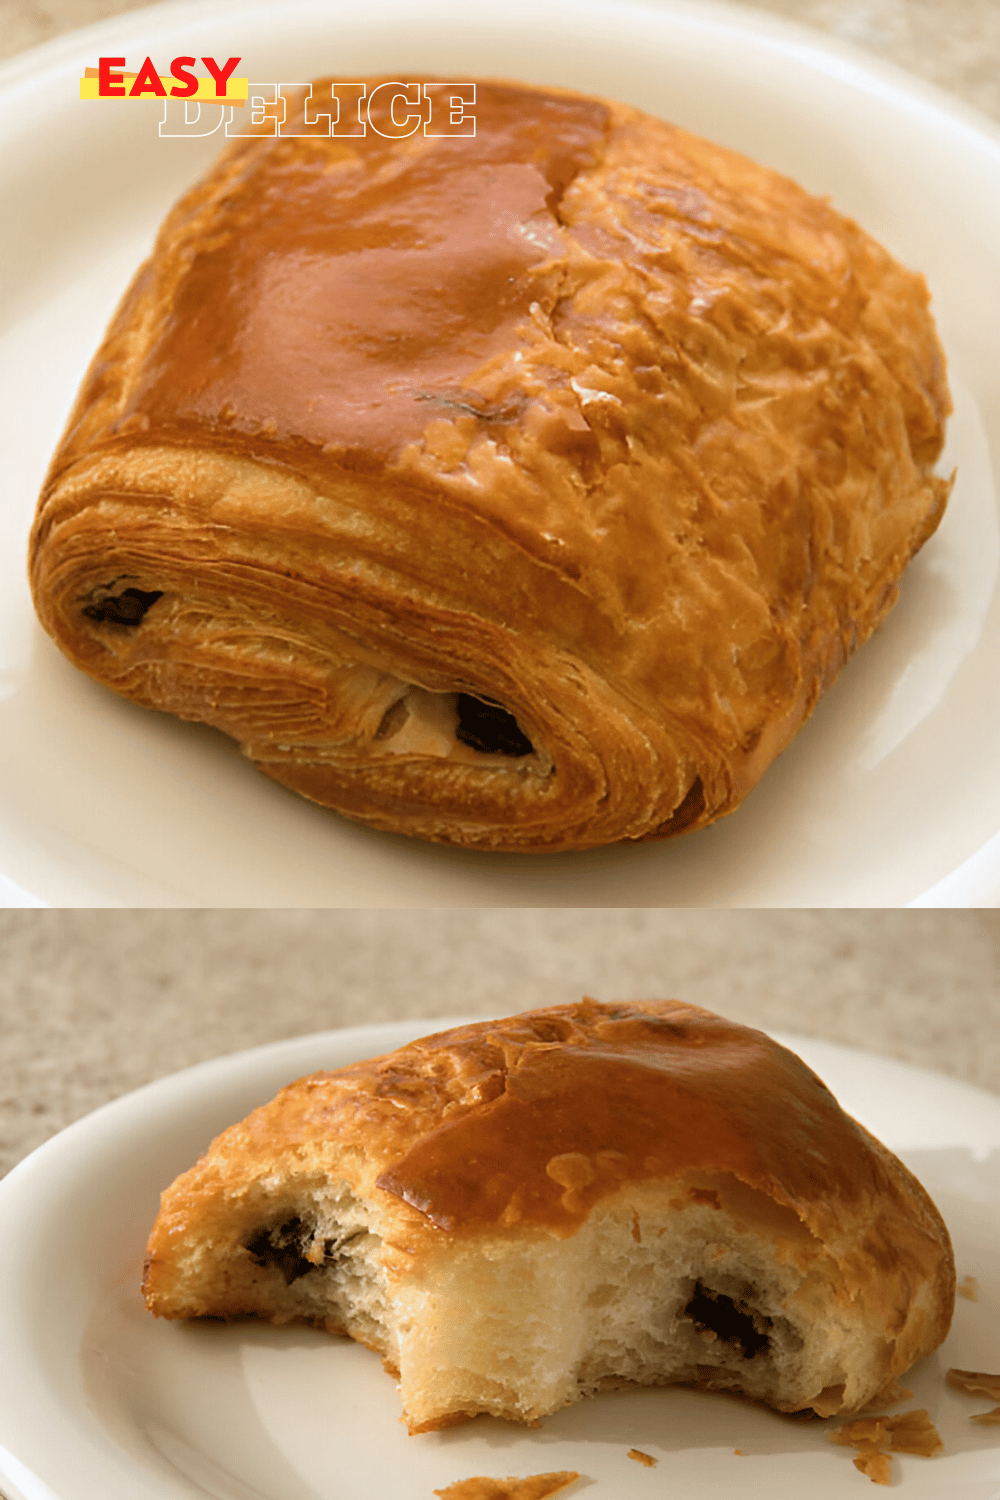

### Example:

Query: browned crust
xmin=29 ymin=78 xmax=951 ymax=851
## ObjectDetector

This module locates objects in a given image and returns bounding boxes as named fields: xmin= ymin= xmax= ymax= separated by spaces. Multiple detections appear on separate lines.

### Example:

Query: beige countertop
xmin=1 ymin=908 xmax=997 ymax=1178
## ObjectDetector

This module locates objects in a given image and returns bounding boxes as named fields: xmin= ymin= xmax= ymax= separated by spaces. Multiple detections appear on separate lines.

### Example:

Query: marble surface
xmin=2 ymin=0 xmax=999 ymax=126
xmin=1 ymin=908 xmax=997 ymax=1177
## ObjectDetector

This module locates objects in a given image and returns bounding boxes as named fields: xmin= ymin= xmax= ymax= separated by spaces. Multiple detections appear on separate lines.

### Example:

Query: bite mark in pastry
xmin=142 ymin=1000 xmax=955 ymax=1435
xmin=30 ymin=81 xmax=952 ymax=850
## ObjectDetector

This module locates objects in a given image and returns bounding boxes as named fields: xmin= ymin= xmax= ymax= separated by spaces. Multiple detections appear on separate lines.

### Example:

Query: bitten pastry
xmin=30 ymin=80 xmax=952 ymax=851
xmin=142 ymin=1000 xmax=955 ymax=1433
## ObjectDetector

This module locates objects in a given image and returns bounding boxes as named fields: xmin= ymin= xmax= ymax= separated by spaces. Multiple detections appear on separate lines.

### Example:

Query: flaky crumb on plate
xmin=829 ymin=1409 xmax=943 ymax=1485
xmin=946 ymin=1368 xmax=1000 ymax=1424
xmin=432 ymin=1474 xmax=581 ymax=1499
xmin=946 ymin=1368 xmax=1000 ymax=1400
xmin=853 ymin=1451 xmax=893 ymax=1485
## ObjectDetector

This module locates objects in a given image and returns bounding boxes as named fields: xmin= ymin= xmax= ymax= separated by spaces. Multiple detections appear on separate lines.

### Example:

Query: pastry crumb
xmin=853 ymin=1452 xmax=892 ymax=1486
xmin=433 ymin=1473 xmax=581 ymax=1499
xmin=881 ymin=1410 xmax=944 ymax=1456
xmin=947 ymin=1369 xmax=1000 ymax=1425
xmin=626 ymin=1448 xmax=656 ymax=1467
xmin=947 ymin=1369 xmax=1000 ymax=1400
xmin=956 ymin=1276 xmax=978 ymax=1301
xmin=829 ymin=1408 xmax=942 ymax=1483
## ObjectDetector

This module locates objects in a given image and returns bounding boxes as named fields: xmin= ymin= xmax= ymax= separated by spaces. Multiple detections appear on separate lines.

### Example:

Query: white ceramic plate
xmin=3 ymin=0 xmax=1000 ymax=907
xmin=0 ymin=1020 xmax=999 ymax=1500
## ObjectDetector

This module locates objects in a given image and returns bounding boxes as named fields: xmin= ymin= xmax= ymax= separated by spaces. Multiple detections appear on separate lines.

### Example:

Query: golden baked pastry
xmin=30 ymin=80 xmax=952 ymax=851
xmin=142 ymin=1000 xmax=955 ymax=1434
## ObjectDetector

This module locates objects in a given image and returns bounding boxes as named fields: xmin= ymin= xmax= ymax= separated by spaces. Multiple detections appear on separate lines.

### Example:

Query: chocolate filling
xmin=685 ymin=1282 xmax=772 ymax=1359
xmin=245 ymin=1218 xmax=365 ymax=1284
xmin=245 ymin=1217 xmax=315 ymax=1285
xmin=82 ymin=586 xmax=164 ymax=626
xmin=454 ymin=694 xmax=533 ymax=757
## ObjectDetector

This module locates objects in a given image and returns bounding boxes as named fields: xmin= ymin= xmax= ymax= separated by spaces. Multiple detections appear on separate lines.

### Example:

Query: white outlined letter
xmin=278 ymin=83 xmax=332 ymax=137
xmin=367 ymin=81 xmax=422 ymax=139
xmin=159 ymin=100 xmax=226 ymax=136
xmin=226 ymin=83 xmax=282 ymax=136
xmin=423 ymin=83 xmax=475 ymax=136
xmin=331 ymin=83 xmax=366 ymax=136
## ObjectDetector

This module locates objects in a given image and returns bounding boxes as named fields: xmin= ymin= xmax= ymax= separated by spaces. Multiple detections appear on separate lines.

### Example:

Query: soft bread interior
xmin=145 ymin=1169 xmax=891 ymax=1433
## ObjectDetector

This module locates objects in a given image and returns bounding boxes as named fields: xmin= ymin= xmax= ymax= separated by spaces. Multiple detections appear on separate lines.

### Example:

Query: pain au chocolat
xmin=142 ymin=1000 xmax=955 ymax=1434
xmin=30 ymin=80 xmax=952 ymax=851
